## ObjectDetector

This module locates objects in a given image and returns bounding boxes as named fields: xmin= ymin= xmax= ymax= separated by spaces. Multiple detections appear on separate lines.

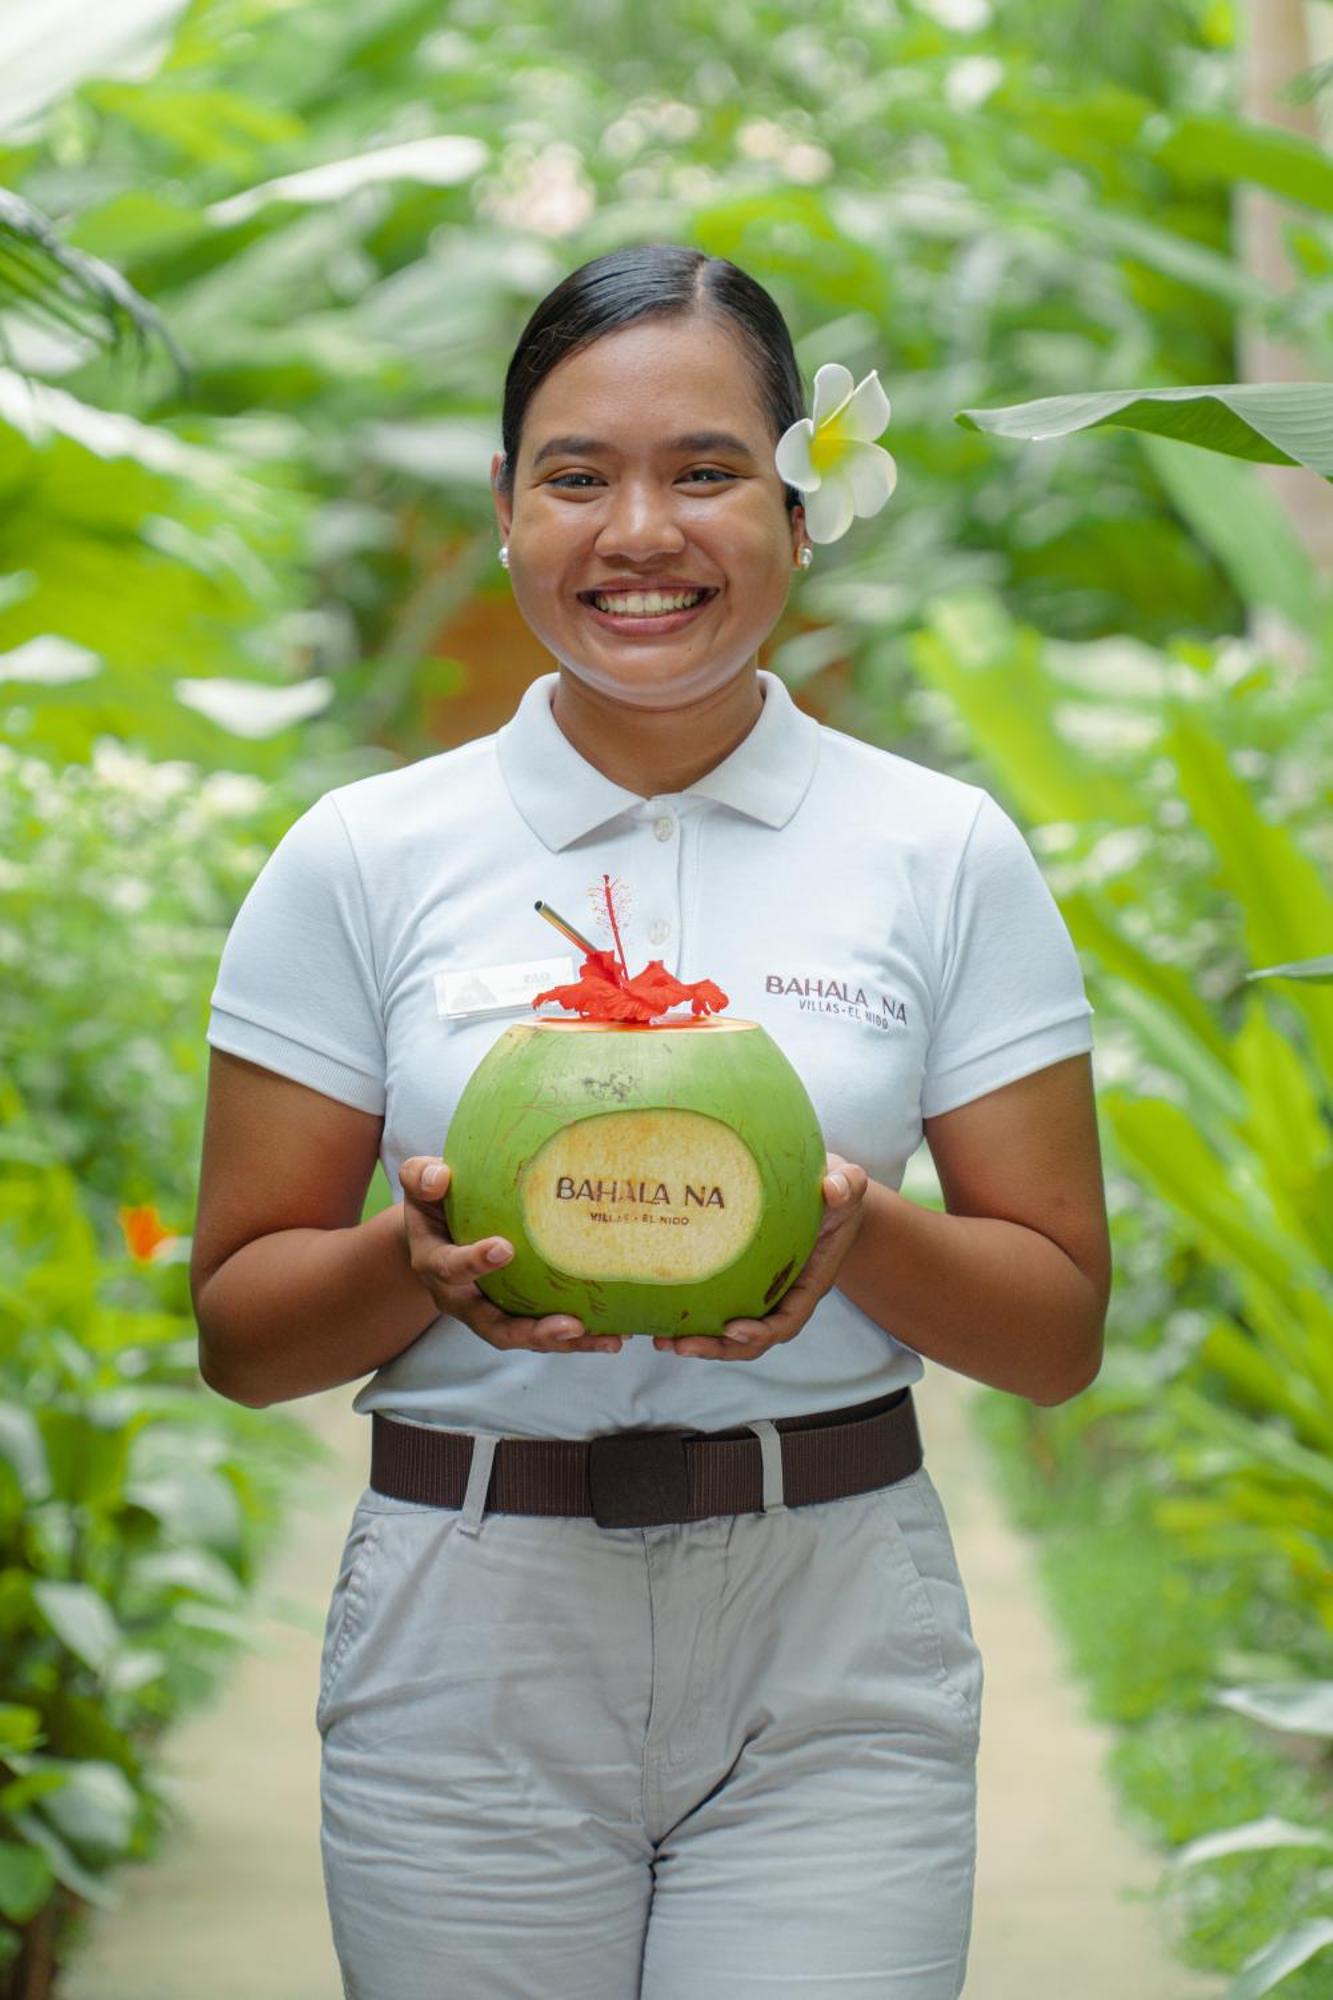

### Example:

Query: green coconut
xmin=441 ymin=1016 xmax=826 ymax=1338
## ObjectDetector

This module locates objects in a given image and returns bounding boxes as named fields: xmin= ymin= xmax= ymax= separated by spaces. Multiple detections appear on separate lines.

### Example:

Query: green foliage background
xmin=0 ymin=0 xmax=1330 ymax=1994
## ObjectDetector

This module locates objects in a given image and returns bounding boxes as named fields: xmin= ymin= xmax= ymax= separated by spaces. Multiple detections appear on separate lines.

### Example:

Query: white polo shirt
xmin=206 ymin=668 xmax=1094 ymax=1438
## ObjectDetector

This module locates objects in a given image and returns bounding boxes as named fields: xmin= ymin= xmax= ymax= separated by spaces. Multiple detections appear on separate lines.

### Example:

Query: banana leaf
xmin=0 ymin=186 xmax=185 ymax=375
xmin=1164 ymin=714 xmax=1333 ymax=1080
xmin=1247 ymin=956 xmax=1333 ymax=984
xmin=956 ymin=382 xmax=1333 ymax=478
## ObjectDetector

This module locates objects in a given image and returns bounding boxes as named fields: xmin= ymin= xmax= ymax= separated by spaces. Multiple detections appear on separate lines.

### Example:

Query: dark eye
xmin=549 ymin=472 xmax=602 ymax=489
xmin=682 ymin=467 xmax=734 ymax=484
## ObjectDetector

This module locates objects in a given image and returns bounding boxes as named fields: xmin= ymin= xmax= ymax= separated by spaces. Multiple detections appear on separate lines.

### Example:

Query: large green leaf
xmin=906 ymin=594 xmax=1142 ymax=825
xmin=0 ymin=368 xmax=307 ymax=770
xmin=1134 ymin=433 xmax=1321 ymax=632
xmin=0 ymin=187 xmax=183 ymax=370
xmin=1094 ymin=975 xmax=1246 ymax=1146
xmin=1168 ymin=1815 xmax=1333 ymax=1870
xmin=1166 ymin=1382 xmax=1333 ymax=1504
xmin=1248 ymin=955 xmax=1333 ymax=984
xmin=1233 ymin=1000 xmax=1333 ymax=1261
xmin=1104 ymin=1093 xmax=1310 ymax=1299
xmin=0 ymin=1840 xmax=53 ymax=1923
xmin=123 ymin=1444 xmax=243 ymax=1551
xmin=956 ymin=383 xmax=1333 ymax=478
xmin=30 ymin=1582 xmax=121 ymax=1676
xmin=1028 ymin=193 xmax=1273 ymax=311
xmin=7 ymin=1809 xmax=117 ymax=1910
xmin=0 ymin=2 xmax=189 ymax=143
xmin=1164 ymin=713 xmax=1333 ymax=1080
xmin=207 ymin=134 xmax=489 ymax=225
xmin=0 ymin=1707 xmax=44 ymax=1759
xmin=1197 ymin=1318 xmax=1332 ymax=1449
xmin=86 ymin=80 xmax=305 ymax=174
xmin=1212 ymin=1277 xmax=1333 ymax=1414
xmin=1143 ymin=112 xmax=1333 ymax=216
xmin=32 ymin=1759 xmax=138 ymax=1866
xmin=0 ymin=1402 xmax=49 ymax=1500
xmin=1225 ymin=1919 xmax=1333 ymax=2000
xmin=1215 ymin=1682 xmax=1333 ymax=1737
xmin=1063 ymin=887 xmax=1234 ymax=1066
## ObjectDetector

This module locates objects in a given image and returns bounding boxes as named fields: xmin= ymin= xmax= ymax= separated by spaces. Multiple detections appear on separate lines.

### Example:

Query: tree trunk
xmin=1234 ymin=0 xmax=1333 ymax=660
xmin=10 ymin=1896 xmax=56 ymax=2000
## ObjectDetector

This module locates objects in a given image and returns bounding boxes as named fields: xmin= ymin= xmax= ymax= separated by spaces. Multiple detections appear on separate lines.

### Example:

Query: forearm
xmin=197 ymin=1202 xmax=439 ymax=1408
xmin=835 ymin=1178 xmax=1104 ymax=1405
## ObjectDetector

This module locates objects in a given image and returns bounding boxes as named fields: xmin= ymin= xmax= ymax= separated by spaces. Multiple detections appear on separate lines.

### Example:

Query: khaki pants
xmin=317 ymin=1441 xmax=983 ymax=1999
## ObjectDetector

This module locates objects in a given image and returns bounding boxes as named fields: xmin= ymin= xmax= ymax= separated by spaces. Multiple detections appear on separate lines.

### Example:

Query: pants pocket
xmin=869 ymin=1469 xmax=984 ymax=1745
xmin=316 ymin=1506 xmax=383 ymax=1736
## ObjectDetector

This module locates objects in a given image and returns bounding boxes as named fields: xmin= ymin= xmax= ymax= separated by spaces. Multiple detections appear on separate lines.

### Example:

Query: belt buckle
xmin=589 ymin=1428 xmax=690 ymax=1529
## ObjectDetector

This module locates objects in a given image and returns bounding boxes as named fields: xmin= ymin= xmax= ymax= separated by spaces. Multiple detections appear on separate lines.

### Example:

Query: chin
xmin=555 ymin=653 xmax=751 ymax=705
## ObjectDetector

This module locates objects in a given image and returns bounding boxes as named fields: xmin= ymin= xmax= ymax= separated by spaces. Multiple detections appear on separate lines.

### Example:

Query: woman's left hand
xmin=653 ymin=1152 xmax=870 ymax=1361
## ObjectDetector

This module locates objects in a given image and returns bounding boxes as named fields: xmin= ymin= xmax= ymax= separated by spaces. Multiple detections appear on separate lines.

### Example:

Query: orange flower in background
xmin=118 ymin=1204 xmax=176 ymax=1262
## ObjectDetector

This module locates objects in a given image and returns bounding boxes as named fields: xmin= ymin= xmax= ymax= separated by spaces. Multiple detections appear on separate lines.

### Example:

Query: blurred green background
xmin=0 ymin=2 xmax=1331 ymax=1994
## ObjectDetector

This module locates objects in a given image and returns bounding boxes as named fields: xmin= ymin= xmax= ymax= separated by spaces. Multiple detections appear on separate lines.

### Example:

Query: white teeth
xmin=591 ymin=589 xmax=705 ymax=615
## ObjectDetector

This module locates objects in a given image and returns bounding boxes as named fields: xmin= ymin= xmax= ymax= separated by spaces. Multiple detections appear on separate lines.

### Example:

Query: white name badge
xmin=435 ymin=954 xmax=576 ymax=1022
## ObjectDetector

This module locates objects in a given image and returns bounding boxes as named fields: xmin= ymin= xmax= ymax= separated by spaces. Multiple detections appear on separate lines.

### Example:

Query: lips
xmin=576 ymin=583 xmax=719 ymax=637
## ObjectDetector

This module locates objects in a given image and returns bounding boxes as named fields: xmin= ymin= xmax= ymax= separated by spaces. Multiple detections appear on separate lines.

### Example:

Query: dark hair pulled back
xmin=497 ymin=243 xmax=806 ymax=511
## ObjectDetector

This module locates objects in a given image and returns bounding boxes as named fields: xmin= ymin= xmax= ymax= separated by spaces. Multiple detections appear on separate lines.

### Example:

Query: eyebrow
xmin=531 ymin=430 xmax=757 ymax=467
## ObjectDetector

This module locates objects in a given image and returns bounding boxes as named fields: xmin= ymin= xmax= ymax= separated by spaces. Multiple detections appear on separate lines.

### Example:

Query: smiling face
xmin=491 ymin=313 xmax=807 ymax=711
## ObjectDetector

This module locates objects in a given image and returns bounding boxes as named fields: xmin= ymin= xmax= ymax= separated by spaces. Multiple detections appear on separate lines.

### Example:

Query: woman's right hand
xmin=397 ymin=1157 xmax=624 ymax=1354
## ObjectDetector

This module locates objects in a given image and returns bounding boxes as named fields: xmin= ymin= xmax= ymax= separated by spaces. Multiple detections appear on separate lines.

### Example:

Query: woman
xmin=192 ymin=243 xmax=1111 ymax=1999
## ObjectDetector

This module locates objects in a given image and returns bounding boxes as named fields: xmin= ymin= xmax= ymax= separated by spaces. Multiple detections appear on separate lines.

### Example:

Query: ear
xmin=491 ymin=452 xmax=513 ymax=543
xmin=789 ymin=499 xmax=807 ymax=563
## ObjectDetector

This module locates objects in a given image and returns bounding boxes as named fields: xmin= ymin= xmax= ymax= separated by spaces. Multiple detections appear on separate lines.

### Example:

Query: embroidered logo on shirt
xmin=436 ymin=955 xmax=575 ymax=1020
xmin=764 ymin=973 xmax=908 ymax=1031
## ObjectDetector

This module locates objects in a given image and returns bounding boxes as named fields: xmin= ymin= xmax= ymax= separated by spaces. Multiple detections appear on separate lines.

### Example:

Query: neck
xmin=550 ymin=662 xmax=765 ymax=798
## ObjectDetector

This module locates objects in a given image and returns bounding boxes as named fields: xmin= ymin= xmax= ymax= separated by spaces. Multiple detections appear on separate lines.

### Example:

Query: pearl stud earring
xmin=797 ymin=545 xmax=813 ymax=569
xmin=498 ymin=545 xmax=510 ymax=568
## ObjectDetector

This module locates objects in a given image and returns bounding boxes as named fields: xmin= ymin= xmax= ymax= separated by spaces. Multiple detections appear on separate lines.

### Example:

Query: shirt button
xmin=648 ymin=918 xmax=672 ymax=945
xmin=653 ymin=815 xmax=675 ymax=841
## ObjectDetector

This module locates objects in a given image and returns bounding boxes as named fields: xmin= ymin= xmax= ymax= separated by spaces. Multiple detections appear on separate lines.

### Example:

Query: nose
xmin=594 ymin=476 xmax=686 ymax=563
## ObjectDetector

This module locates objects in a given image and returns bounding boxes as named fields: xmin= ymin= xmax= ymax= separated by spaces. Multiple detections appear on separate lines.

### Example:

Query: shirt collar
xmin=495 ymin=669 xmax=819 ymax=853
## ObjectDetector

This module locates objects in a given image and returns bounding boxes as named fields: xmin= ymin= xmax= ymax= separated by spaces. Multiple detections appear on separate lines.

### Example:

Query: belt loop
xmin=744 ymin=1419 xmax=786 ymax=1515
xmin=458 ymin=1432 xmax=500 ymax=1536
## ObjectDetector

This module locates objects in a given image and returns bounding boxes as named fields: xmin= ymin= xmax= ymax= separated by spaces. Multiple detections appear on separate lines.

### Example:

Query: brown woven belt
xmin=370 ymin=1386 xmax=922 ymax=1529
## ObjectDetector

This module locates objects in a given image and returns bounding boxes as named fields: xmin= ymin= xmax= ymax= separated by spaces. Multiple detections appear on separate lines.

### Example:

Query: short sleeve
xmin=921 ymin=791 xmax=1094 ymax=1119
xmin=206 ymin=792 xmax=387 ymax=1115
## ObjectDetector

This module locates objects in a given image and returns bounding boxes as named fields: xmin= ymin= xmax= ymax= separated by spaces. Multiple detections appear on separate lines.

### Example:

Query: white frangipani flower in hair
xmin=774 ymin=363 xmax=898 ymax=543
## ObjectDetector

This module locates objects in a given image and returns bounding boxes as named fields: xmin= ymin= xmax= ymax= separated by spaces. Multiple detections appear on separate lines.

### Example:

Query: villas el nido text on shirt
xmin=765 ymin=973 xmax=908 ymax=1025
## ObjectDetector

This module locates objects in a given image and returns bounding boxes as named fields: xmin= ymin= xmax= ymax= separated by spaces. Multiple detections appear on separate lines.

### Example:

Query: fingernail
xmin=555 ymin=1323 xmax=582 ymax=1339
xmin=828 ymin=1173 xmax=849 ymax=1197
xmin=422 ymin=1163 xmax=445 ymax=1192
xmin=724 ymin=1328 xmax=754 ymax=1342
xmin=486 ymin=1243 xmax=511 ymax=1265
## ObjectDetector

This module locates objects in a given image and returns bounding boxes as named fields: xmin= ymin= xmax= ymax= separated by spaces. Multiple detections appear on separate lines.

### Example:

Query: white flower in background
xmin=0 ymin=636 xmax=99 ymax=684
xmin=478 ymin=143 xmax=594 ymax=237
xmin=944 ymin=55 xmax=1004 ymax=113
xmin=775 ymin=363 xmax=898 ymax=544
xmin=174 ymin=675 xmax=333 ymax=738
xmin=735 ymin=119 xmax=831 ymax=183
xmin=785 ymin=143 xmax=833 ymax=184
xmin=197 ymin=771 xmax=267 ymax=817
xmin=737 ymin=118 xmax=787 ymax=160
xmin=91 ymin=738 xmax=196 ymax=800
